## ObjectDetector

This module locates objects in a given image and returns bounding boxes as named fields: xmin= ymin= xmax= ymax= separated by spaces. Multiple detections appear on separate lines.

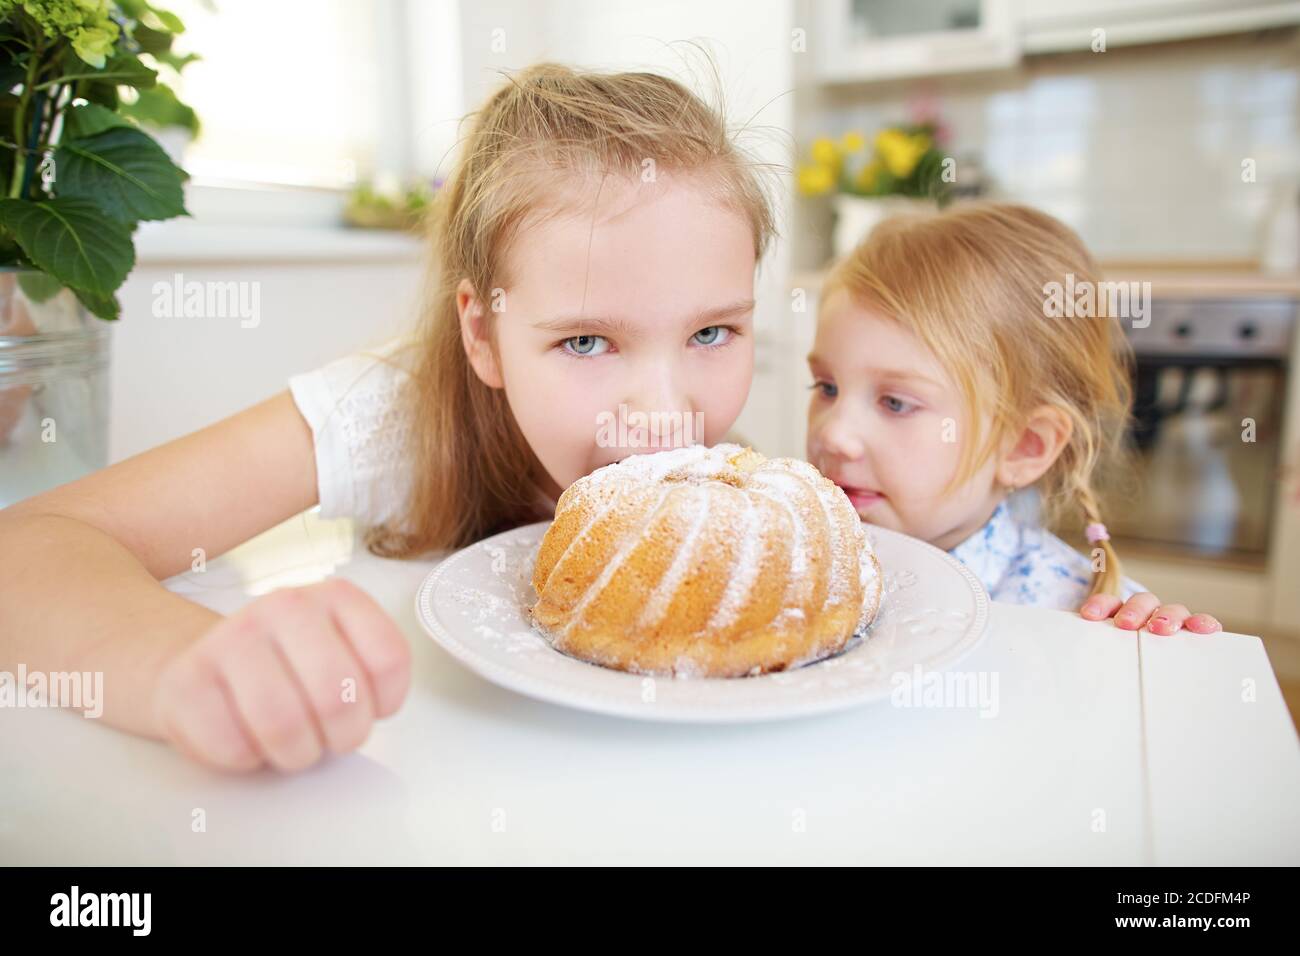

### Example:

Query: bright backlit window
xmin=163 ymin=0 xmax=385 ymax=188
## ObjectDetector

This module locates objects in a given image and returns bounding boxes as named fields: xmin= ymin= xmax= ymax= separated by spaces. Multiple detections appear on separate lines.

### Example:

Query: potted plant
xmin=797 ymin=122 xmax=952 ymax=258
xmin=343 ymin=175 xmax=438 ymax=233
xmin=0 ymin=0 xmax=197 ymax=506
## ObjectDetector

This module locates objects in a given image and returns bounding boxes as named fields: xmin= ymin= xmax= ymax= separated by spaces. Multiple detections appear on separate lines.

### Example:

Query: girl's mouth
xmin=835 ymin=483 xmax=885 ymax=509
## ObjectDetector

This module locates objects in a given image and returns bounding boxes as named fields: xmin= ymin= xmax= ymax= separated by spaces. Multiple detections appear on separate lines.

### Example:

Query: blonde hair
xmin=365 ymin=62 xmax=776 ymax=558
xmin=824 ymin=201 xmax=1134 ymax=597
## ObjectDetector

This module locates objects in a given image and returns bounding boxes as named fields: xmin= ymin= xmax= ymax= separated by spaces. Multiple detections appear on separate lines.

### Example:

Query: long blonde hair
xmin=366 ymin=62 xmax=776 ymax=558
xmin=825 ymin=201 xmax=1135 ymax=596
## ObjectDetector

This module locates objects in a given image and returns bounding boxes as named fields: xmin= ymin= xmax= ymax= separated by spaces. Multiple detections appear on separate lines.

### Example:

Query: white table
xmin=3 ymin=509 xmax=1298 ymax=865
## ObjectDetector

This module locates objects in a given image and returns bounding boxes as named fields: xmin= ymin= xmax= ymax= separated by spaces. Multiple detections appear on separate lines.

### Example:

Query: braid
xmin=1077 ymin=482 xmax=1122 ymax=597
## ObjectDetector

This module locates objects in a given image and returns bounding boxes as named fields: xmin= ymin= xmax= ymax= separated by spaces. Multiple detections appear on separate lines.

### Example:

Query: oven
xmin=1096 ymin=295 xmax=1295 ymax=562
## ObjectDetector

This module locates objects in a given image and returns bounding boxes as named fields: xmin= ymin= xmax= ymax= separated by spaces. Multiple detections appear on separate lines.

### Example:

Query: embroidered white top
xmin=948 ymin=494 xmax=1146 ymax=610
xmin=287 ymin=336 xmax=417 ymax=531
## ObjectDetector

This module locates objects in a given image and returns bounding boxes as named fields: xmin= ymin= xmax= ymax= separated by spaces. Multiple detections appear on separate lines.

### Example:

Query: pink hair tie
xmin=1085 ymin=522 xmax=1110 ymax=544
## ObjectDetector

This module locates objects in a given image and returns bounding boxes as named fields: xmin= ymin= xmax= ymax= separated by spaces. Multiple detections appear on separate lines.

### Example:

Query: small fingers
xmin=1146 ymin=604 xmax=1190 ymax=636
xmin=273 ymin=587 xmax=377 ymax=755
xmin=1185 ymin=613 xmax=1223 ymax=634
xmin=216 ymin=610 xmax=326 ymax=773
xmin=1080 ymin=594 xmax=1123 ymax=621
xmin=1114 ymin=592 xmax=1161 ymax=631
xmin=319 ymin=579 xmax=412 ymax=719
xmin=155 ymin=653 xmax=262 ymax=773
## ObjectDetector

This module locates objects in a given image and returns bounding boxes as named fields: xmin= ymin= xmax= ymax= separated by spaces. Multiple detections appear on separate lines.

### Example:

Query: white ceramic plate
xmin=415 ymin=520 xmax=990 ymax=723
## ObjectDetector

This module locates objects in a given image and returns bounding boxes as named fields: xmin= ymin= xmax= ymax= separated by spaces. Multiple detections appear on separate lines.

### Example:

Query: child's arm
xmin=0 ymin=390 xmax=411 ymax=771
xmin=1079 ymin=592 xmax=1222 ymax=635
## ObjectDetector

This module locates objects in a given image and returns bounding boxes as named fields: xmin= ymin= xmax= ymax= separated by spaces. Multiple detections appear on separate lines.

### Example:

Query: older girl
xmin=0 ymin=63 xmax=775 ymax=772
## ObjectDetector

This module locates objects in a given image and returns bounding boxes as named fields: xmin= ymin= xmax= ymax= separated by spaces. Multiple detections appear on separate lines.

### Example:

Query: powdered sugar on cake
xmin=533 ymin=442 xmax=885 ymax=678
xmin=567 ymin=443 xmax=881 ymax=635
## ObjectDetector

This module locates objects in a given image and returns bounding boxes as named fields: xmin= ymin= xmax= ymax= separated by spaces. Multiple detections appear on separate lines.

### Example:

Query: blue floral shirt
xmin=947 ymin=495 xmax=1145 ymax=610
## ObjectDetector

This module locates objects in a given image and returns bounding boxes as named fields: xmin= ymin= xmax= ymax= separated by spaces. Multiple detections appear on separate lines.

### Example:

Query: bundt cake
xmin=529 ymin=443 xmax=883 ymax=678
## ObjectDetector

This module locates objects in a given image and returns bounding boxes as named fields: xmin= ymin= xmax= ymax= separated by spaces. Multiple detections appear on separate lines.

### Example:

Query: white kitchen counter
xmin=2 ymin=508 xmax=1297 ymax=865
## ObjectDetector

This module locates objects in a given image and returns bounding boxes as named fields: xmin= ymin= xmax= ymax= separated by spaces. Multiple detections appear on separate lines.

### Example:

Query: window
xmin=163 ymin=0 xmax=388 ymax=189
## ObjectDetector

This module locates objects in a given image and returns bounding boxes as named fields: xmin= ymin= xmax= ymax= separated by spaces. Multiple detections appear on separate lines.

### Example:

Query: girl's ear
xmin=457 ymin=278 xmax=504 ymax=389
xmin=995 ymin=404 xmax=1073 ymax=490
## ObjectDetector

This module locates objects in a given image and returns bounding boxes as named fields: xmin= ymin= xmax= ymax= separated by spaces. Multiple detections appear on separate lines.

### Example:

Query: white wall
xmin=108 ymin=240 xmax=424 ymax=462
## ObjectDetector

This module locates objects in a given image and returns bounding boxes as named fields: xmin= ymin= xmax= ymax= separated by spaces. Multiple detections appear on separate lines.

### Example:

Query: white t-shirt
xmin=287 ymin=336 xmax=417 ymax=530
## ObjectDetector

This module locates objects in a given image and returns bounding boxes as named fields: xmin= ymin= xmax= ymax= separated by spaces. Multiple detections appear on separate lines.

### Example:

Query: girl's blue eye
xmin=881 ymin=395 xmax=915 ymax=415
xmin=692 ymin=326 xmax=731 ymax=347
xmin=563 ymin=334 xmax=610 ymax=356
xmin=808 ymin=380 xmax=837 ymax=398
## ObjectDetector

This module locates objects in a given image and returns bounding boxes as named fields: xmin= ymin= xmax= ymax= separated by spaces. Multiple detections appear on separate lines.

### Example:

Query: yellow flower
xmin=875 ymin=129 xmax=931 ymax=179
xmin=797 ymin=162 xmax=836 ymax=196
xmin=841 ymin=131 xmax=866 ymax=153
xmin=810 ymin=136 xmax=839 ymax=167
xmin=854 ymin=159 xmax=883 ymax=193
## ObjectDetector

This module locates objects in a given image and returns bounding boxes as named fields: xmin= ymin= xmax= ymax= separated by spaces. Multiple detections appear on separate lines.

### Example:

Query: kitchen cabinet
xmin=811 ymin=0 xmax=1300 ymax=84
xmin=813 ymin=0 xmax=1020 ymax=84
xmin=1021 ymin=0 xmax=1300 ymax=53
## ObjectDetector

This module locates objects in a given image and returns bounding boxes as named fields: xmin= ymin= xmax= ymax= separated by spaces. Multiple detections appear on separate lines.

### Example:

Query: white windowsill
xmin=133 ymin=220 xmax=427 ymax=266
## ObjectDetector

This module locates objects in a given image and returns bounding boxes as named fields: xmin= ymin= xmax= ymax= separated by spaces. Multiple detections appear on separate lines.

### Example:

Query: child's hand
xmin=1079 ymin=591 xmax=1221 ymax=636
xmin=153 ymin=579 xmax=412 ymax=773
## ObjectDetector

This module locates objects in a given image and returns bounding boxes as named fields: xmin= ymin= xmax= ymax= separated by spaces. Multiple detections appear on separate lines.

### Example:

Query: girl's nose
xmin=814 ymin=407 xmax=867 ymax=461
xmin=625 ymin=366 xmax=692 ymax=449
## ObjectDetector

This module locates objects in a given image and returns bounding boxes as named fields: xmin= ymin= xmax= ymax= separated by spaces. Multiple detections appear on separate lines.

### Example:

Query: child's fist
xmin=1079 ymin=591 xmax=1221 ymax=636
xmin=152 ymin=578 xmax=411 ymax=773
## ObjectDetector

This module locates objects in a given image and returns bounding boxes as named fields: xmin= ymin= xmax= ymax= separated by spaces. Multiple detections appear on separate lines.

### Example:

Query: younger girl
xmin=806 ymin=202 xmax=1221 ymax=635
xmin=0 ymin=63 xmax=775 ymax=773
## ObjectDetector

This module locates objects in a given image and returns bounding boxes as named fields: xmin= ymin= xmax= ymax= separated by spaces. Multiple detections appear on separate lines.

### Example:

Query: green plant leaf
xmin=0 ymin=198 xmax=135 ymax=296
xmin=54 ymin=126 xmax=188 ymax=224
xmin=147 ymin=6 xmax=187 ymax=35
xmin=0 ymin=62 xmax=25 ymax=90
xmin=72 ymin=285 xmax=121 ymax=321
xmin=101 ymin=53 xmax=160 ymax=89
xmin=45 ymin=54 xmax=157 ymax=91
xmin=118 ymin=84 xmax=199 ymax=135
xmin=81 ymin=81 xmax=120 ymax=110
xmin=63 ymin=102 xmax=136 ymax=139
xmin=131 ymin=24 xmax=173 ymax=56
xmin=16 ymin=270 xmax=64 ymax=303
xmin=0 ymin=93 xmax=15 ymax=195
xmin=154 ymin=50 xmax=199 ymax=73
